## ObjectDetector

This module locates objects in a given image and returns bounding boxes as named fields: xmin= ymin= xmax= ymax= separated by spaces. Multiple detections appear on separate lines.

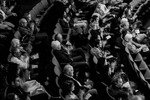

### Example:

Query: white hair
xmin=124 ymin=33 xmax=132 ymax=42
xmin=51 ymin=40 xmax=61 ymax=50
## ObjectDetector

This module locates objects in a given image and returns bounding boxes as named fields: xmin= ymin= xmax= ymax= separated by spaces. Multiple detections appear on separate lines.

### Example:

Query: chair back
xmin=51 ymin=50 xmax=62 ymax=76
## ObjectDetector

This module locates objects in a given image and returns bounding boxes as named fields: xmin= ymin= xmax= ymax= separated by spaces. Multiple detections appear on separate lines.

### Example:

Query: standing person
xmin=39 ymin=0 xmax=68 ymax=42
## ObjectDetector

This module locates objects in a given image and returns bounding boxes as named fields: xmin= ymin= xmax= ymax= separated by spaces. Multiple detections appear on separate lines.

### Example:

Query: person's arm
xmin=53 ymin=50 xmax=72 ymax=63
xmin=10 ymin=56 xmax=28 ymax=69
xmin=126 ymin=43 xmax=140 ymax=53
xmin=131 ymin=40 xmax=144 ymax=47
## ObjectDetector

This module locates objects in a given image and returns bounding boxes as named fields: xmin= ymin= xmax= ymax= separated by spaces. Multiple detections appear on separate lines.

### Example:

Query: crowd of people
xmin=0 ymin=0 xmax=150 ymax=100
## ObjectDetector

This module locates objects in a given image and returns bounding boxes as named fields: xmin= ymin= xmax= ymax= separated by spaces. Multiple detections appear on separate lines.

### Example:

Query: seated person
xmin=14 ymin=18 xmax=33 ymax=54
xmin=0 ymin=9 xmax=14 ymax=30
xmin=8 ymin=38 xmax=30 ymax=82
xmin=98 ymin=56 xmax=122 ymax=86
xmin=0 ymin=0 xmax=17 ymax=18
xmin=6 ymin=77 xmax=30 ymax=100
xmin=108 ymin=72 xmax=145 ymax=100
xmin=124 ymin=32 xmax=149 ymax=54
xmin=62 ymin=80 xmax=79 ymax=100
xmin=58 ymin=64 xmax=82 ymax=93
xmin=62 ymin=80 xmax=95 ymax=100
xmin=108 ymin=73 xmax=131 ymax=100
xmin=53 ymin=33 xmax=86 ymax=61
xmin=51 ymin=40 xmax=88 ymax=72
xmin=58 ymin=64 xmax=97 ymax=100
xmin=132 ymin=28 xmax=147 ymax=44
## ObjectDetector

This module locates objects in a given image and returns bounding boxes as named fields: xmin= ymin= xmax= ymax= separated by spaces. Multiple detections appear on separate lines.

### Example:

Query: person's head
xmin=90 ymin=13 xmax=100 ymax=30
xmin=14 ymin=77 xmax=22 ymax=87
xmin=100 ymin=0 xmax=108 ymax=4
xmin=65 ymin=80 xmax=75 ymax=92
xmin=120 ymin=18 xmax=129 ymax=29
xmin=121 ymin=18 xmax=128 ymax=24
xmin=51 ymin=40 xmax=61 ymax=50
xmin=23 ymin=12 xmax=32 ymax=22
xmin=35 ymin=18 xmax=40 ymax=26
xmin=116 ymin=77 xmax=123 ymax=87
xmin=63 ymin=64 xmax=74 ymax=77
xmin=19 ymin=18 xmax=27 ymax=27
xmin=147 ymin=27 xmax=150 ymax=33
xmin=11 ymin=38 xmax=20 ymax=48
xmin=1 ymin=0 xmax=6 ymax=7
xmin=108 ymin=57 xmax=117 ymax=68
xmin=112 ymin=74 xmax=123 ymax=88
xmin=6 ymin=93 xmax=20 ymax=100
xmin=29 ymin=20 xmax=36 ymax=31
xmin=124 ymin=33 xmax=133 ymax=42
xmin=134 ymin=29 xmax=140 ymax=36
xmin=91 ymin=13 xmax=100 ymax=23
xmin=62 ymin=0 xmax=68 ymax=5
xmin=54 ymin=33 xmax=63 ymax=43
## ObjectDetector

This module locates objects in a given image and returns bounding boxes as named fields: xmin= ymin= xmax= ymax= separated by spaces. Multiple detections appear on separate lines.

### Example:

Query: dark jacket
xmin=53 ymin=47 xmax=72 ymax=64
xmin=58 ymin=73 xmax=81 ymax=92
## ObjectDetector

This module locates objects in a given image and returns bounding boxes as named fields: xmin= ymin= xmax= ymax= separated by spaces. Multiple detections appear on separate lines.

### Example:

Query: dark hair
xmin=90 ymin=15 xmax=98 ymax=23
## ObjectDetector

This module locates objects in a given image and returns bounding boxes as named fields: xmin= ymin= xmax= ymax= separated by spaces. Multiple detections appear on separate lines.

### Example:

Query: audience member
xmin=58 ymin=64 xmax=82 ymax=92
xmin=14 ymin=18 xmax=32 ymax=54
xmin=8 ymin=38 xmax=30 ymax=82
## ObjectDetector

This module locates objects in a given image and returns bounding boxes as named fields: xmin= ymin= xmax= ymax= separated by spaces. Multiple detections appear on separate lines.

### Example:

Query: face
xmin=15 ymin=77 xmax=21 ymax=87
xmin=27 ymin=14 xmax=31 ymax=21
xmin=147 ymin=29 xmax=150 ymax=33
xmin=35 ymin=18 xmax=39 ymax=25
xmin=30 ymin=22 xmax=35 ymax=31
xmin=62 ymin=0 xmax=68 ymax=5
xmin=67 ymin=66 xmax=74 ymax=77
xmin=21 ymin=19 xmax=27 ymax=27
xmin=110 ymin=61 xmax=117 ymax=68
xmin=14 ymin=48 xmax=21 ymax=58
xmin=116 ymin=78 xmax=123 ymax=87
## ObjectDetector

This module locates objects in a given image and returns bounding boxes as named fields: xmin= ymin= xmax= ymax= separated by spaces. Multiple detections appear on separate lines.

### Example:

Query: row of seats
xmin=131 ymin=0 xmax=146 ymax=15
xmin=133 ymin=0 xmax=150 ymax=19
xmin=122 ymin=37 xmax=150 ymax=92
xmin=29 ymin=0 xmax=50 ymax=20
